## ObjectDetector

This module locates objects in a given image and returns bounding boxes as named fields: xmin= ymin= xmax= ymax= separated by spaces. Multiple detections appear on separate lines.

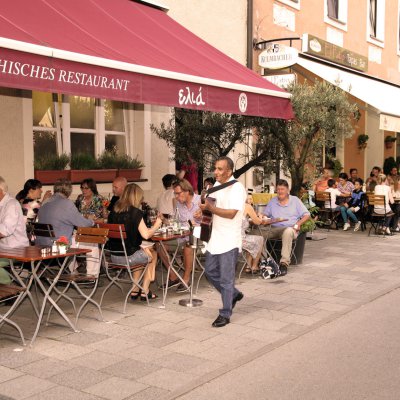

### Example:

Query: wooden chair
xmin=0 ymin=283 xmax=26 ymax=345
xmin=46 ymin=227 xmax=109 ymax=326
xmin=97 ymin=223 xmax=149 ymax=313
xmin=315 ymin=191 xmax=340 ymax=230
xmin=366 ymin=194 xmax=394 ymax=236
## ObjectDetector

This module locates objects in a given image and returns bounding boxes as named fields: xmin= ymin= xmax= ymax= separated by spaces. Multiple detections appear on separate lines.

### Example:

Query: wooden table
xmin=151 ymin=231 xmax=190 ymax=307
xmin=0 ymin=246 xmax=91 ymax=345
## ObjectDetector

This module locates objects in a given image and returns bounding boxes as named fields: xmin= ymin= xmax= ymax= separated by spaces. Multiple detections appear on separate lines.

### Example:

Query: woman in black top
xmin=108 ymin=183 xmax=162 ymax=301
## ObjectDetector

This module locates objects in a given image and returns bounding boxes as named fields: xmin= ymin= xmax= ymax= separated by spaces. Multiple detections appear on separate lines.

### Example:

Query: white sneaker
xmin=385 ymin=227 xmax=391 ymax=235
xmin=343 ymin=222 xmax=350 ymax=231
xmin=354 ymin=221 xmax=362 ymax=232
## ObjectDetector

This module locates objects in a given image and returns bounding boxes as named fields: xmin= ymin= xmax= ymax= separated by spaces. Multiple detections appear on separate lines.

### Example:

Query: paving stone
xmin=125 ymin=386 xmax=170 ymax=400
xmin=0 ymin=348 xmax=46 ymax=368
xmin=100 ymin=359 xmax=160 ymax=380
xmin=281 ymin=305 xmax=319 ymax=316
xmin=84 ymin=376 xmax=148 ymax=400
xmin=0 ymin=374 xmax=55 ymax=399
xmin=162 ymin=339 xmax=213 ymax=356
xmin=59 ymin=331 xmax=110 ymax=346
xmin=137 ymin=367 xmax=194 ymax=391
xmin=17 ymin=357 xmax=75 ymax=379
xmin=172 ymin=326 xmax=220 ymax=341
xmin=70 ymin=350 xmax=126 ymax=370
xmin=24 ymin=385 xmax=104 ymax=400
xmin=313 ymin=302 xmax=350 ymax=312
xmin=152 ymin=352 xmax=205 ymax=372
xmin=48 ymin=366 xmax=109 ymax=390
xmin=0 ymin=365 xmax=23 ymax=383
xmin=34 ymin=342 xmax=93 ymax=361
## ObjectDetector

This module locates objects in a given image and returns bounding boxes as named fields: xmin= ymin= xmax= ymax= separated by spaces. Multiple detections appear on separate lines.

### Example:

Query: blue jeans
xmin=339 ymin=206 xmax=358 ymax=223
xmin=205 ymin=248 xmax=240 ymax=319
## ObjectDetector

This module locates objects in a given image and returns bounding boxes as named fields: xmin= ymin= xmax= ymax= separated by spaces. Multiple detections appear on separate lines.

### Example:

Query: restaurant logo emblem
xmin=178 ymin=86 xmax=205 ymax=106
xmin=238 ymin=93 xmax=247 ymax=113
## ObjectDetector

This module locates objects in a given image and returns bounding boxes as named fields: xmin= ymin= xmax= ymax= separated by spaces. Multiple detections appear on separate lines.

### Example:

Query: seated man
xmin=159 ymin=179 xmax=201 ymax=292
xmin=262 ymin=179 xmax=310 ymax=272
xmin=36 ymin=179 xmax=97 ymax=274
xmin=0 ymin=176 xmax=29 ymax=284
xmin=0 ymin=176 xmax=29 ymax=250
xmin=107 ymin=176 xmax=127 ymax=213
xmin=325 ymin=179 xmax=341 ymax=209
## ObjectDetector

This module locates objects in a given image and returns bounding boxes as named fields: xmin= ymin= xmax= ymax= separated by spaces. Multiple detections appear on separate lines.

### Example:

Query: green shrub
xmin=34 ymin=153 xmax=70 ymax=170
xmin=70 ymin=153 xmax=97 ymax=170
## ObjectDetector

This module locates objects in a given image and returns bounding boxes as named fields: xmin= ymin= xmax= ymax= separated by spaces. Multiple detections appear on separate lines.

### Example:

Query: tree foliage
xmin=151 ymin=80 xmax=358 ymax=195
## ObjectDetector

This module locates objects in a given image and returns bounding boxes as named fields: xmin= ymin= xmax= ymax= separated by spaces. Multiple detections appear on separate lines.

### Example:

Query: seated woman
xmin=242 ymin=195 xmax=265 ymax=274
xmin=16 ymin=179 xmax=52 ymax=223
xmin=75 ymin=178 xmax=106 ymax=223
xmin=108 ymin=183 xmax=163 ymax=301
xmin=374 ymin=174 xmax=394 ymax=234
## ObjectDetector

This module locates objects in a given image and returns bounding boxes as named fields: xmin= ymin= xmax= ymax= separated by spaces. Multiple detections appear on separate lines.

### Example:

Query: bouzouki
xmin=200 ymin=180 xmax=237 ymax=242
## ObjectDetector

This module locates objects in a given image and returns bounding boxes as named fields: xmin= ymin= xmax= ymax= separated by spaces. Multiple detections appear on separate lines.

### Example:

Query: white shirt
xmin=156 ymin=188 xmax=175 ymax=216
xmin=0 ymin=193 xmax=29 ymax=249
xmin=374 ymin=184 xmax=393 ymax=214
xmin=325 ymin=187 xmax=341 ymax=209
xmin=206 ymin=177 xmax=246 ymax=255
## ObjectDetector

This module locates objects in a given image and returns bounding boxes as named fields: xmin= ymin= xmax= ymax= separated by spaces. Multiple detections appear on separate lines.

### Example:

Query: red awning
xmin=0 ymin=0 xmax=293 ymax=119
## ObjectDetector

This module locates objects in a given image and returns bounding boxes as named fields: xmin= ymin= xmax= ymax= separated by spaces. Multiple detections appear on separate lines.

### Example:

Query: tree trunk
xmin=290 ymin=167 xmax=304 ymax=197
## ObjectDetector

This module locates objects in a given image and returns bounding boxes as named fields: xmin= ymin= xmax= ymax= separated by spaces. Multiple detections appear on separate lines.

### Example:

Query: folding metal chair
xmin=238 ymin=249 xmax=254 ymax=279
xmin=97 ymin=223 xmax=150 ymax=313
xmin=366 ymin=194 xmax=394 ymax=236
xmin=46 ymin=227 xmax=109 ymax=326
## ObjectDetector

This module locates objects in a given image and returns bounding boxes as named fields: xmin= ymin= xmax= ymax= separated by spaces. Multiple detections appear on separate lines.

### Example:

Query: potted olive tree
xmin=34 ymin=153 xmax=70 ymax=184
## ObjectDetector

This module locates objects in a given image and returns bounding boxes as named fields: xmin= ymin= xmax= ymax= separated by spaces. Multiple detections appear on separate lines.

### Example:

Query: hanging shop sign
xmin=258 ymin=43 xmax=299 ymax=70
xmin=380 ymin=114 xmax=400 ymax=132
xmin=302 ymin=34 xmax=368 ymax=72
xmin=264 ymin=74 xmax=296 ymax=88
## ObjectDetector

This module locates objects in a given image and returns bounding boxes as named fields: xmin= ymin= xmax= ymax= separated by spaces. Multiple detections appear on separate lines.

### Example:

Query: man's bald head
xmin=112 ymin=176 xmax=127 ymax=197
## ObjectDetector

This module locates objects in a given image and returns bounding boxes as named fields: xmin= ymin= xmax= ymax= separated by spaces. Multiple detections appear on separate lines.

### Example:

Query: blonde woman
xmin=374 ymin=174 xmax=394 ymax=234
xmin=242 ymin=195 xmax=265 ymax=273
xmin=108 ymin=183 xmax=163 ymax=301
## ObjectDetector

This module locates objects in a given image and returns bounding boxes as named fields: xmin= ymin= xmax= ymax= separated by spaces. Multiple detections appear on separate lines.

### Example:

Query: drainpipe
xmin=247 ymin=0 xmax=253 ymax=69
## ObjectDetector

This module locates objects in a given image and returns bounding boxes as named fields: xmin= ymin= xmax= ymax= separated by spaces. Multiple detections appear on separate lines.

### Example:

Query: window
xmin=33 ymin=92 xmax=128 ymax=161
xmin=327 ymin=0 xmax=339 ymax=19
xmin=367 ymin=0 xmax=385 ymax=45
xmin=32 ymin=92 xmax=61 ymax=160
xmin=324 ymin=0 xmax=348 ymax=30
xmin=276 ymin=0 xmax=300 ymax=11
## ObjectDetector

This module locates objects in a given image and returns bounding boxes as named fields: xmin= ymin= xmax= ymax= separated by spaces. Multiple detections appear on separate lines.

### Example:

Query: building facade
xmin=253 ymin=0 xmax=400 ymax=180
xmin=0 ymin=0 xmax=252 ymax=201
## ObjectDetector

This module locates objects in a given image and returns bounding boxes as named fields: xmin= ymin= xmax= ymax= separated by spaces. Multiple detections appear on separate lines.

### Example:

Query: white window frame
xmin=275 ymin=0 xmax=300 ymax=11
xmin=324 ymin=0 xmax=348 ymax=31
xmin=33 ymin=93 xmax=129 ymax=158
xmin=367 ymin=0 xmax=385 ymax=48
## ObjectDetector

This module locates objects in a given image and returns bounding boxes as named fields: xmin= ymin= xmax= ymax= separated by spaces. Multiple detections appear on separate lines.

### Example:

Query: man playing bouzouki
xmin=197 ymin=157 xmax=246 ymax=328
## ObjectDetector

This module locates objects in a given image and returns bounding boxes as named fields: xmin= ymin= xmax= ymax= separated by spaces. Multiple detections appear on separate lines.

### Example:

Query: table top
xmin=0 ymin=246 xmax=91 ymax=262
xmin=151 ymin=231 xmax=190 ymax=242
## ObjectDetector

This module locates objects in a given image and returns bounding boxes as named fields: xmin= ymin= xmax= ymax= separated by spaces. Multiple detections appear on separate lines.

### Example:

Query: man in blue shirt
xmin=263 ymin=179 xmax=310 ymax=272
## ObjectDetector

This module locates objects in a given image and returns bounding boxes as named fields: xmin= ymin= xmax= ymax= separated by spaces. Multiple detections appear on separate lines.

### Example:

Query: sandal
xmin=130 ymin=289 xmax=141 ymax=300
xmin=141 ymin=290 xmax=158 ymax=301
xmin=245 ymin=267 xmax=260 ymax=274
xmin=245 ymin=267 xmax=253 ymax=274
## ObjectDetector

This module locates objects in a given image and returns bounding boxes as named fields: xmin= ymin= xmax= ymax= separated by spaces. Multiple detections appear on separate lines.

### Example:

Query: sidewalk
xmin=1 ymin=229 xmax=399 ymax=400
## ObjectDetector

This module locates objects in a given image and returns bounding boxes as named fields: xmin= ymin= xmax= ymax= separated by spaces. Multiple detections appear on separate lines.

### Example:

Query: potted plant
xmin=117 ymin=154 xmax=145 ymax=180
xmin=385 ymin=135 xmax=397 ymax=149
xmin=34 ymin=153 xmax=70 ymax=184
xmin=55 ymin=235 xmax=70 ymax=254
xmin=70 ymin=153 xmax=117 ymax=183
xmin=357 ymin=134 xmax=369 ymax=150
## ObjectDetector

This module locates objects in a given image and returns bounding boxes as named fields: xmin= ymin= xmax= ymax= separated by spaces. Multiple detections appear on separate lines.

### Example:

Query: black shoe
xmin=176 ymin=282 xmax=190 ymax=293
xmin=232 ymin=291 xmax=244 ymax=309
xmin=212 ymin=315 xmax=230 ymax=328
xmin=161 ymin=279 xmax=180 ymax=289
xmin=279 ymin=263 xmax=288 ymax=276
